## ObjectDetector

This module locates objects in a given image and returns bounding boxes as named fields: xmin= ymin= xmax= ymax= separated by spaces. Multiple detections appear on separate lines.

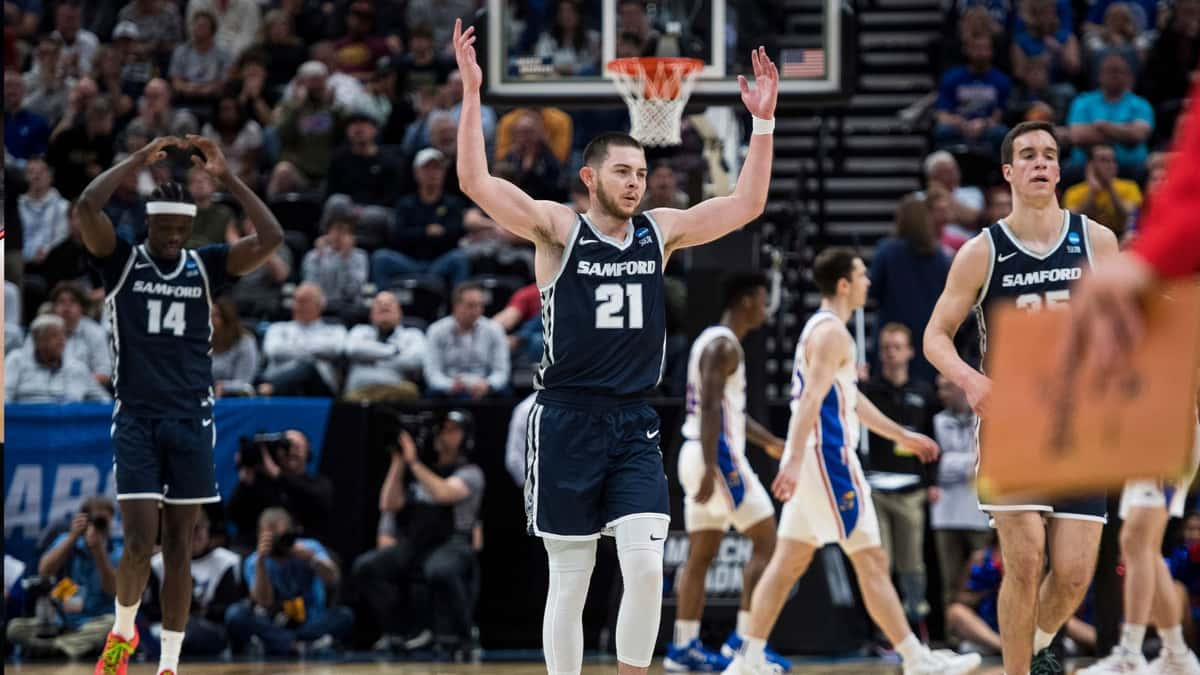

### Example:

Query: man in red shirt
xmin=1068 ymin=79 xmax=1200 ymax=370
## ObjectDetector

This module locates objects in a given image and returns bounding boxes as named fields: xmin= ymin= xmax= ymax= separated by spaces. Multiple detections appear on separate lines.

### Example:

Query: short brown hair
xmin=452 ymin=281 xmax=485 ymax=306
xmin=50 ymin=281 xmax=89 ymax=310
xmin=879 ymin=322 xmax=912 ymax=344
xmin=582 ymin=132 xmax=643 ymax=167
xmin=812 ymin=247 xmax=859 ymax=297
xmin=1000 ymin=121 xmax=1058 ymax=165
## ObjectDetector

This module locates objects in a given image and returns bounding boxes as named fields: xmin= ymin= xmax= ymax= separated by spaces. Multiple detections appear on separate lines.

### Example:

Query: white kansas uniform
xmin=678 ymin=325 xmax=775 ymax=532
xmin=1119 ymin=420 xmax=1200 ymax=519
xmin=777 ymin=310 xmax=880 ymax=552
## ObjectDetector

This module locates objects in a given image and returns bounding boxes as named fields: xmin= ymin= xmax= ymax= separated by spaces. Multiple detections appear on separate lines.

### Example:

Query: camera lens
xmin=91 ymin=514 xmax=109 ymax=531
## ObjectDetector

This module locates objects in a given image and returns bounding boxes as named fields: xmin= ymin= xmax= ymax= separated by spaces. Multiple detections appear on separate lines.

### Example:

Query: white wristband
xmin=752 ymin=116 xmax=775 ymax=135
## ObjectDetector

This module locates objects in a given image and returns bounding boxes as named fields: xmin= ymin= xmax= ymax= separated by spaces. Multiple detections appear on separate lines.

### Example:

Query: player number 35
xmin=1015 ymin=289 xmax=1070 ymax=312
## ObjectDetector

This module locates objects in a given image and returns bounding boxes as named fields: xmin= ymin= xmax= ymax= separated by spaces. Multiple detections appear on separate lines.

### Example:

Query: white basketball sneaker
xmin=722 ymin=652 xmax=784 ymax=675
xmin=1078 ymin=647 xmax=1151 ymax=674
xmin=1149 ymin=648 xmax=1200 ymax=675
xmin=902 ymin=648 xmax=982 ymax=675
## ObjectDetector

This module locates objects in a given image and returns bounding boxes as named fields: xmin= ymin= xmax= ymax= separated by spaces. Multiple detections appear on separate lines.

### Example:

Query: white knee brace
xmin=614 ymin=516 xmax=669 ymax=668
xmin=543 ymin=537 xmax=597 ymax=675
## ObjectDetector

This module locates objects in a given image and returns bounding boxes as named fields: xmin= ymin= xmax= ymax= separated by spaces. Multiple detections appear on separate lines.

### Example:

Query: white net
xmin=608 ymin=59 xmax=703 ymax=146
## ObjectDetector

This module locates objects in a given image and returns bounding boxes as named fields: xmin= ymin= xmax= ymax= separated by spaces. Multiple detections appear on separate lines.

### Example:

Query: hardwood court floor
xmin=4 ymin=659 xmax=1034 ymax=675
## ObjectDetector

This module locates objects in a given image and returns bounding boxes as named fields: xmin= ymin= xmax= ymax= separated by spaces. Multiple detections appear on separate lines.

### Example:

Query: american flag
xmin=780 ymin=48 xmax=826 ymax=78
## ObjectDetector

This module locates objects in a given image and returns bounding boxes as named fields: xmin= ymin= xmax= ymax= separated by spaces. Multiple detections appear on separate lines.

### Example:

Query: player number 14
xmin=595 ymin=283 xmax=643 ymax=329
xmin=146 ymin=299 xmax=186 ymax=336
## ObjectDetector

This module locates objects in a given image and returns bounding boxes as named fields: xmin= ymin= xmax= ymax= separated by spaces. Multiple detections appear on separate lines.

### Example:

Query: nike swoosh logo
xmin=647 ymin=429 xmax=660 ymax=439
xmin=202 ymin=418 xmax=213 ymax=427
xmin=578 ymin=237 xmax=599 ymax=245
xmin=135 ymin=261 xmax=154 ymax=269
xmin=997 ymin=252 xmax=1018 ymax=262
xmin=650 ymin=534 xmax=665 ymax=541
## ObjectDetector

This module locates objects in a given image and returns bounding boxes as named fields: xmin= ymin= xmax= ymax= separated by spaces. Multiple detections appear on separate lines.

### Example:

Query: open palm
xmin=738 ymin=46 xmax=779 ymax=119
xmin=452 ymin=18 xmax=483 ymax=93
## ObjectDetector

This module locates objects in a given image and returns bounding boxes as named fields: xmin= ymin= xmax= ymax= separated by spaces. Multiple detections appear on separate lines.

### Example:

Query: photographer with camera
xmin=352 ymin=409 xmax=485 ymax=656
xmin=6 ymin=496 xmax=121 ymax=658
xmin=227 ymin=430 xmax=334 ymax=551
xmin=224 ymin=507 xmax=354 ymax=656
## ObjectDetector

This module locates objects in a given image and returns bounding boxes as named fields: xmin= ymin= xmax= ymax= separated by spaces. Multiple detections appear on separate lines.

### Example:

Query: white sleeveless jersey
xmin=789 ymin=310 xmax=860 ymax=452
xmin=681 ymin=325 xmax=746 ymax=458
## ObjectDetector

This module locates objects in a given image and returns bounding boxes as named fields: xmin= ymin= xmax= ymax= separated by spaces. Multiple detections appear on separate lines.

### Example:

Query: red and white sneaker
xmin=94 ymin=629 xmax=139 ymax=675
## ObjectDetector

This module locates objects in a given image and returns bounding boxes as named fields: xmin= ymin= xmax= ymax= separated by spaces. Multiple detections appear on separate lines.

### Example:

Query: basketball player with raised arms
xmin=724 ymin=248 xmax=981 ymax=675
xmin=1078 ymin=391 xmax=1200 ymax=675
xmin=668 ymin=273 xmax=789 ymax=673
xmin=452 ymin=17 xmax=778 ymax=675
xmin=77 ymin=135 xmax=284 ymax=675
xmin=923 ymin=120 xmax=1120 ymax=675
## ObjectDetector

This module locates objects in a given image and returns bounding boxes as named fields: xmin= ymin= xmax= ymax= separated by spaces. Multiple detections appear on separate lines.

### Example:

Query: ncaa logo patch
xmin=635 ymin=227 xmax=650 ymax=238
xmin=1068 ymin=232 xmax=1081 ymax=245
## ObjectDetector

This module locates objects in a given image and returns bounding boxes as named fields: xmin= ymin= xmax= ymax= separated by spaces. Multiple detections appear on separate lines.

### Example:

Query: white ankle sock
xmin=113 ymin=600 xmax=140 ymax=640
xmin=1162 ymin=625 xmax=1188 ymax=654
xmin=741 ymin=636 xmax=766 ymax=661
xmin=158 ymin=630 xmax=184 ymax=673
xmin=737 ymin=611 xmax=751 ymax=636
xmin=895 ymin=634 xmax=924 ymax=663
xmin=1033 ymin=627 xmax=1055 ymax=653
xmin=1120 ymin=623 xmax=1146 ymax=655
xmin=674 ymin=620 xmax=700 ymax=646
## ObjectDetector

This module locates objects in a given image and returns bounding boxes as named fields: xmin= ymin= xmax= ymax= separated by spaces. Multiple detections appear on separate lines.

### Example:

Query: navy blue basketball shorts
xmin=112 ymin=411 xmax=220 ymax=504
xmin=524 ymin=391 xmax=671 ymax=539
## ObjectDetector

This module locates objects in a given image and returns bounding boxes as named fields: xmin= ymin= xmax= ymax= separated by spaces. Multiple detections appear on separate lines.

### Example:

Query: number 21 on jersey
xmin=595 ymin=283 xmax=643 ymax=329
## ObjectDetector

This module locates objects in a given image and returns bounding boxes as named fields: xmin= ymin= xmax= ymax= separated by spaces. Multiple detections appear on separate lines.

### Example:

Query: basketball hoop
xmin=607 ymin=57 xmax=705 ymax=147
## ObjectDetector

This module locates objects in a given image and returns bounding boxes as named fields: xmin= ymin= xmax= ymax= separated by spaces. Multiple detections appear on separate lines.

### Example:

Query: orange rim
xmin=606 ymin=57 xmax=705 ymax=79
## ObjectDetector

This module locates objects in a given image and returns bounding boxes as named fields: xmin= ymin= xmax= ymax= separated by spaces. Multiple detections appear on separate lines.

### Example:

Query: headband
xmin=146 ymin=201 xmax=197 ymax=217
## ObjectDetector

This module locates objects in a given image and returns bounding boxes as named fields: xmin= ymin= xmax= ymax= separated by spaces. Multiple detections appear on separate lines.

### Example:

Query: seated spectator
xmin=1011 ymin=0 xmax=1081 ymax=87
xmin=534 ymin=0 xmax=601 ymax=75
xmin=1005 ymin=54 xmax=1074 ymax=126
xmin=4 ymin=497 xmax=119 ymax=658
xmin=491 ymin=282 xmax=543 ymax=366
xmin=1083 ymin=3 xmax=1151 ymax=83
xmin=922 ymin=151 xmax=983 ymax=226
xmin=934 ymin=36 xmax=1011 ymax=155
xmin=267 ymin=61 xmax=346 ymax=198
xmin=862 ymin=323 xmax=938 ymax=624
xmin=397 ymin=25 xmax=452 ymax=93
xmin=258 ymin=283 xmax=345 ymax=397
xmin=225 ymin=507 xmax=353 ymax=655
xmin=496 ymin=107 xmax=574 ymax=166
xmin=48 ymin=2 xmax=99 ymax=80
xmin=617 ymin=0 xmax=663 ymax=56
xmin=145 ymin=509 xmax=241 ymax=656
xmin=169 ymin=10 xmax=231 ymax=109
xmin=228 ymin=431 xmax=335 ymax=551
xmin=49 ymin=76 xmax=100 ymax=144
xmin=116 ymin=0 xmax=184 ymax=68
xmin=122 ymin=78 xmax=199 ymax=147
xmin=19 ymin=158 xmax=71 ymax=270
xmin=5 ymin=281 xmax=22 ymax=353
xmin=258 ymin=10 xmax=309 ymax=100
xmin=111 ymin=21 xmax=157 ymax=101
xmin=333 ymin=2 xmax=389 ymax=81
xmin=301 ymin=216 xmax=369 ymax=319
xmin=1137 ymin=0 xmax=1200 ymax=143
xmin=46 ymin=281 xmax=111 ymax=386
xmin=211 ymin=296 xmax=259 ymax=398
xmin=227 ymin=51 xmax=274 ymax=128
xmin=353 ymin=411 xmax=484 ymax=653
xmin=869 ymin=194 xmax=951 ymax=384
xmin=930 ymin=376 xmax=991 ymax=612
xmin=184 ymin=165 xmax=236 ymax=248
xmin=403 ymin=71 xmax=496 ymax=153
xmin=90 ymin=46 xmax=135 ymax=119
xmin=6 ymin=314 xmax=110 ymax=403
xmin=1083 ymin=0 xmax=1161 ymax=43
xmin=1067 ymin=53 xmax=1154 ymax=176
xmin=372 ymin=148 xmax=471 ymax=290
xmin=323 ymin=112 xmax=400 ymax=250
xmin=343 ymin=291 xmax=426 ymax=402
xmin=103 ymin=159 xmax=149 ymax=243
xmin=22 ymin=34 xmax=74 ymax=125
xmin=200 ymin=94 xmax=262 ymax=189
xmin=187 ymin=0 xmax=261 ymax=61
xmin=227 ymin=217 xmax=291 ymax=321
xmin=1062 ymin=144 xmax=1141 ymax=237
xmin=294 ymin=41 xmax=370 ymax=119
xmin=642 ymin=161 xmax=690 ymax=210
xmin=424 ymin=282 xmax=511 ymax=399
xmin=4 ymin=69 xmax=50 ymax=172
xmin=502 ymin=109 xmax=564 ymax=202
xmin=46 ymin=97 xmax=115 ymax=201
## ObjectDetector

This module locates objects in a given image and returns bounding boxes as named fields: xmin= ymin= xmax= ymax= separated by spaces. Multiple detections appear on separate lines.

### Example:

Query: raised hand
xmin=738 ymin=46 xmax=780 ymax=120
xmin=142 ymin=136 xmax=182 ymax=164
xmin=186 ymin=133 xmax=229 ymax=179
xmin=452 ymin=18 xmax=482 ymax=94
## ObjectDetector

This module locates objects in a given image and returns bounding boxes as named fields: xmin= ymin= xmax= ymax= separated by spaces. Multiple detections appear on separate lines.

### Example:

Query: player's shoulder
xmin=1080 ymin=215 xmax=1119 ymax=252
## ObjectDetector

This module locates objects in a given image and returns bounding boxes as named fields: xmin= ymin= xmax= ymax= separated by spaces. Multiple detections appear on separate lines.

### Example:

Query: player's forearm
xmin=37 ymin=538 xmax=75 ymax=577
xmin=924 ymin=329 xmax=977 ymax=391
xmin=745 ymin=416 xmax=782 ymax=456
xmin=456 ymin=91 xmax=490 ymax=194
xmin=251 ymin=566 xmax=274 ymax=607
xmin=726 ymin=131 xmax=772 ymax=222
xmin=783 ymin=395 xmax=823 ymax=460
xmin=856 ymin=396 xmax=905 ymax=442
xmin=379 ymin=458 xmax=406 ymax=511
xmin=699 ymin=399 xmax=723 ymax=467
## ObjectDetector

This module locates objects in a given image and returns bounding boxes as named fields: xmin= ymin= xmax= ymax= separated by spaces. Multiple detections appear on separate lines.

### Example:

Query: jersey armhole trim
xmin=641 ymin=210 xmax=667 ymax=262
xmin=1080 ymin=213 xmax=1096 ymax=269
xmin=538 ymin=216 xmax=581 ymax=292
xmin=103 ymin=247 xmax=139 ymax=304
xmin=974 ymin=229 xmax=996 ymax=309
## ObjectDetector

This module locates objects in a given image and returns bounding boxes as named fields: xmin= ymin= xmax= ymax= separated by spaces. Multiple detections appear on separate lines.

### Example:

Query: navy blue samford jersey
xmin=974 ymin=210 xmax=1094 ymax=360
xmin=535 ymin=213 xmax=667 ymax=396
xmin=96 ymin=238 xmax=230 ymax=416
